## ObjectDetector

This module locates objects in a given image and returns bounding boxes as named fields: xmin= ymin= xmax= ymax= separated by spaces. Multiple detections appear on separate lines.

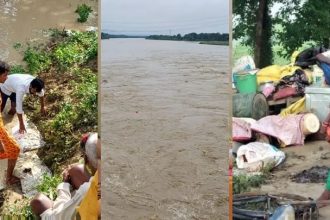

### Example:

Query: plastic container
xmin=312 ymin=65 xmax=325 ymax=87
xmin=233 ymin=71 xmax=258 ymax=93
xmin=300 ymin=113 xmax=320 ymax=135
xmin=305 ymin=87 xmax=330 ymax=122
xmin=270 ymin=205 xmax=295 ymax=220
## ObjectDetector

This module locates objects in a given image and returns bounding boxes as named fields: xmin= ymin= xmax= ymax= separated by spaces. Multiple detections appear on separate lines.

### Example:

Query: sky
xmin=101 ymin=0 xmax=229 ymax=36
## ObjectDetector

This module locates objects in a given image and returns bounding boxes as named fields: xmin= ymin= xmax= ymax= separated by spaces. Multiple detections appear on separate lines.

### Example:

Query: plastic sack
xmin=236 ymin=142 xmax=285 ymax=172
xmin=232 ymin=56 xmax=256 ymax=74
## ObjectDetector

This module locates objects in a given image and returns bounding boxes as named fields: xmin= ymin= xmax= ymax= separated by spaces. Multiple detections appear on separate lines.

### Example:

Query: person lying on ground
xmin=0 ymin=73 xmax=46 ymax=134
xmin=0 ymin=61 xmax=21 ymax=185
xmin=30 ymin=133 xmax=98 ymax=220
xmin=75 ymin=133 xmax=101 ymax=220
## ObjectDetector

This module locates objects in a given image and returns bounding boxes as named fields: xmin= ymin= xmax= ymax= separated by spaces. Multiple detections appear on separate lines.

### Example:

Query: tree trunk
xmin=323 ymin=38 xmax=330 ymax=49
xmin=254 ymin=0 xmax=267 ymax=68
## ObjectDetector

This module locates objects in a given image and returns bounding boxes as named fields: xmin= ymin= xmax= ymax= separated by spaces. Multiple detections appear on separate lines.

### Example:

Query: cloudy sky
xmin=102 ymin=0 xmax=229 ymax=35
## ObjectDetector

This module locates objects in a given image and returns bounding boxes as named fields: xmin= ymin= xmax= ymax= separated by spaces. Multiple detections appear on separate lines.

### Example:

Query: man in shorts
xmin=0 ymin=73 xmax=46 ymax=133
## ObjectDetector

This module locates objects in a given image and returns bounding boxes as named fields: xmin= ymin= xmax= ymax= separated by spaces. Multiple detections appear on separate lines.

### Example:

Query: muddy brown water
xmin=0 ymin=0 xmax=98 ymax=63
xmin=101 ymin=38 xmax=230 ymax=219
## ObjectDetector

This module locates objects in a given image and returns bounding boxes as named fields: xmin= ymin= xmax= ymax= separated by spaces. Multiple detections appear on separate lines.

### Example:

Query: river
xmin=0 ymin=0 xmax=97 ymax=63
xmin=101 ymin=38 xmax=230 ymax=219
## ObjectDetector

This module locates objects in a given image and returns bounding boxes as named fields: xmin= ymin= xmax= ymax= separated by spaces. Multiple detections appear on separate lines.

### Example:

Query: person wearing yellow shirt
xmin=75 ymin=134 xmax=101 ymax=219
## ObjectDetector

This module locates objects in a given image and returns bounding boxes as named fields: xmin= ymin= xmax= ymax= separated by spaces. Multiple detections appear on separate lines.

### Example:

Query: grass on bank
xmin=199 ymin=41 xmax=229 ymax=46
xmin=12 ymin=29 xmax=98 ymax=172
xmin=1 ymin=29 xmax=97 ymax=219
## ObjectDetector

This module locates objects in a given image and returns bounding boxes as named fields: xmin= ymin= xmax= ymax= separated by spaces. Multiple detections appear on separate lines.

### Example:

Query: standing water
xmin=101 ymin=38 xmax=230 ymax=219
xmin=0 ymin=0 xmax=97 ymax=63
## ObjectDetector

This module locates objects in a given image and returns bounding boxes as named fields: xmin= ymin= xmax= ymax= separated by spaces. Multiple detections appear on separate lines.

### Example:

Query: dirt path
xmin=249 ymin=141 xmax=330 ymax=219
xmin=101 ymin=39 xmax=229 ymax=219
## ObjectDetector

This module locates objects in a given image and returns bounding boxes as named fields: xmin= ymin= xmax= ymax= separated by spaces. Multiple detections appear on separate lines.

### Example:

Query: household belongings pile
xmin=232 ymin=49 xmax=330 ymax=173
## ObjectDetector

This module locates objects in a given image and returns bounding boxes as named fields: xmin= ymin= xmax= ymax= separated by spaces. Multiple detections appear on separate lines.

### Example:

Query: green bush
xmin=233 ymin=174 xmax=267 ymax=194
xmin=22 ymin=29 xmax=98 ymax=171
xmin=23 ymin=47 xmax=51 ymax=75
xmin=75 ymin=4 xmax=93 ymax=23
xmin=1 ymin=198 xmax=34 ymax=218
xmin=36 ymin=174 xmax=62 ymax=200
xmin=10 ymin=65 xmax=26 ymax=74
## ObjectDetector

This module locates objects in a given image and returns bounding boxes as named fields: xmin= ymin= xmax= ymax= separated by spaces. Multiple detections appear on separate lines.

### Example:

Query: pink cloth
xmin=251 ymin=115 xmax=305 ymax=146
xmin=232 ymin=118 xmax=252 ymax=141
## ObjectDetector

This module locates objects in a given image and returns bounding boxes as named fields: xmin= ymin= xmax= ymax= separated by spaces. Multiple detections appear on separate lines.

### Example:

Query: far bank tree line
xmin=101 ymin=32 xmax=229 ymax=42
xmin=146 ymin=33 xmax=229 ymax=42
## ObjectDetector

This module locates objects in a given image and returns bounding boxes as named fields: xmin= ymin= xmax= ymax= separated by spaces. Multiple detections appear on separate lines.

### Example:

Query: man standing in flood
xmin=0 ymin=73 xmax=46 ymax=134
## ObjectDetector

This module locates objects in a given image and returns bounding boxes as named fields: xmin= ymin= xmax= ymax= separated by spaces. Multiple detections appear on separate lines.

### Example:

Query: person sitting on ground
xmin=0 ymin=73 xmax=46 ymax=134
xmin=30 ymin=133 xmax=99 ymax=219
xmin=0 ymin=61 xmax=21 ymax=185
xmin=75 ymin=134 xmax=101 ymax=220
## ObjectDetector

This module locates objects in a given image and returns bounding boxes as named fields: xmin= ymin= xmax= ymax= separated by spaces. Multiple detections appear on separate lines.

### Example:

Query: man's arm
xmin=17 ymin=113 xmax=26 ymax=134
xmin=316 ymin=53 xmax=330 ymax=65
xmin=52 ymin=182 xmax=72 ymax=210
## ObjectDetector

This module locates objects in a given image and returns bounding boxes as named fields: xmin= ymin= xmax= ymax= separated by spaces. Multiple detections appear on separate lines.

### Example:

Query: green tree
xmin=233 ymin=0 xmax=274 ymax=68
xmin=276 ymin=0 xmax=330 ymax=56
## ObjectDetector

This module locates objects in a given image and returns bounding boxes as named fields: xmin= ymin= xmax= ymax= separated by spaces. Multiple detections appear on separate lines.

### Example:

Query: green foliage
xmin=75 ymin=4 xmax=93 ymax=23
xmin=13 ymin=42 xmax=22 ymax=49
xmin=52 ymin=31 xmax=97 ymax=71
xmin=51 ymin=103 xmax=77 ymax=130
xmin=23 ymin=47 xmax=51 ymax=75
xmin=36 ymin=174 xmax=62 ymax=200
xmin=22 ymin=29 xmax=98 ymax=171
xmin=233 ymin=164 xmax=274 ymax=194
xmin=233 ymin=0 xmax=274 ymax=67
xmin=276 ymin=0 xmax=330 ymax=56
xmin=10 ymin=65 xmax=26 ymax=74
xmin=233 ymin=174 xmax=267 ymax=194
xmin=1 ymin=197 xmax=34 ymax=218
xmin=146 ymin=32 xmax=229 ymax=42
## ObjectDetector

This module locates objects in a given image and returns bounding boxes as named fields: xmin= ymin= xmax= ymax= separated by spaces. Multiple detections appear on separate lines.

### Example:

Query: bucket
xmin=300 ymin=113 xmax=320 ymax=135
xmin=233 ymin=71 xmax=257 ymax=94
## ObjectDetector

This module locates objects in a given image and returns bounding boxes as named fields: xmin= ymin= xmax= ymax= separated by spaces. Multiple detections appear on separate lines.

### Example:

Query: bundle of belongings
xmin=294 ymin=46 xmax=330 ymax=84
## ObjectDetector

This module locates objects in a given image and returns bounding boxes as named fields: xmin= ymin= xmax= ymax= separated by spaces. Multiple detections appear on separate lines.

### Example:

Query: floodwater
xmin=101 ymin=38 xmax=230 ymax=219
xmin=0 ymin=0 xmax=98 ymax=63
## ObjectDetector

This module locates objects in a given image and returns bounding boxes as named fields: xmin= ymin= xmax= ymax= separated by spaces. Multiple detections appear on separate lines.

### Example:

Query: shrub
xmin=75 ymin=4 xmax=93 ymax=23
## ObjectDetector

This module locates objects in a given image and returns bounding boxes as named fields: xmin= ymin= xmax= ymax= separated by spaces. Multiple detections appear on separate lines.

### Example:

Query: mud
xmin=292 ymin=166 xmax=329 ymax=184
xmin=101 ymin=39 xmax=229 ymax=219
xmin=249 ymin=141 xmax=330 ymax=220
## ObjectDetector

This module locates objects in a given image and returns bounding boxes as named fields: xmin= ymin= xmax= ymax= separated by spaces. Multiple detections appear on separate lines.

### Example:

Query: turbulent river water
xmin=101 ymin=38 xmax=230 ymax=219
